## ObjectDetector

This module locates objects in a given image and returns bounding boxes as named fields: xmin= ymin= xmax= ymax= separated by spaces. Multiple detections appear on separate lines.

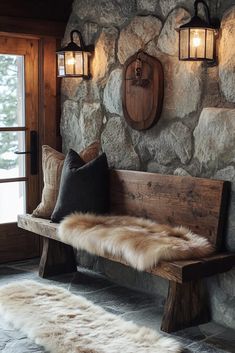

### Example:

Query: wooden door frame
xmin=0 ymin=19 xmax=63 ymax=188
xmin=0 ymin=16 xmax=64 ymax=147
xmin=0 ymin=35 xmax=40 ymax=262
xmin=0 ymin=20 xmax=63 ymax=262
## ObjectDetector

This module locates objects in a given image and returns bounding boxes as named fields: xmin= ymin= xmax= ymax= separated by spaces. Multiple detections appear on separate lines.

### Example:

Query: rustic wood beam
xmin=0 ymin=16 xmax=66 ymax=38
xmin=161 ymin=280 xmax=210 ymax=332
xmin=39 ymin=237 xmax=77 ymax=278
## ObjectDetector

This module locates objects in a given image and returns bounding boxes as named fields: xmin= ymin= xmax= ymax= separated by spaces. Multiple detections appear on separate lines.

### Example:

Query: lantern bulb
xmin=192 ymin=32 xmax=201 ymax=48
xmin=67 ymin=57 xmax=76 ymax=66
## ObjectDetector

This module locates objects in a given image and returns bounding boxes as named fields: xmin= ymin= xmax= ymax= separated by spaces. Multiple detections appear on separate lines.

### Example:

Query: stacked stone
xmin=61 ymin=0 xmax=235 ymax=329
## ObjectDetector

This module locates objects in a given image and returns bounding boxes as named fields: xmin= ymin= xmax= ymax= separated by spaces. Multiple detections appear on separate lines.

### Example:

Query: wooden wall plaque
xmin=122 ymin=50 xmax=164 ymax=130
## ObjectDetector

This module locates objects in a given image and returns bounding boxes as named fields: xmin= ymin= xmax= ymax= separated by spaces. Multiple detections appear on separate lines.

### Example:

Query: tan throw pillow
xmin=32 ymin=146 xmax=64 ymax=219
xmin=32 ymin=141 xmax=100 ymax=219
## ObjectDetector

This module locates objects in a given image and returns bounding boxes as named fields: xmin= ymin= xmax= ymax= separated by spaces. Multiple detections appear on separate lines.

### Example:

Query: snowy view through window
xmin=0 ymin=54 xmax=25 ymax=223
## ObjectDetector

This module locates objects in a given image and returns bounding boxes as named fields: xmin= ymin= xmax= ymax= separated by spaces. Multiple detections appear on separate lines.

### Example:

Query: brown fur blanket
xmin=58 ymin=213 xmax=214 ymax=271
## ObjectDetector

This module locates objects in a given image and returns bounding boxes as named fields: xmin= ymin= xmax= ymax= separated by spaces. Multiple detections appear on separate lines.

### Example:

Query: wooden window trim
xmin=0 ymin=177 xmax=27 ymax=184
xmin=0 ymin=127 xmax=27 ymax=132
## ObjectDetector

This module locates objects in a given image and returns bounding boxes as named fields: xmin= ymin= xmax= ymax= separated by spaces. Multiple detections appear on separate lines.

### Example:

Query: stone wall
xmin=61 ymin=0 xmax=235 ymax=329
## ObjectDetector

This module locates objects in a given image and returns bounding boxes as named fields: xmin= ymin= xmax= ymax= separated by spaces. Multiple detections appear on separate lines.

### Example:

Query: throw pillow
xmin=32 ymin=141 xmax=100 ymax=219
xmin=51 ymin=151 xmax=109 ymax=223
xmin=32 ymin=145 xmax=64 ymax=219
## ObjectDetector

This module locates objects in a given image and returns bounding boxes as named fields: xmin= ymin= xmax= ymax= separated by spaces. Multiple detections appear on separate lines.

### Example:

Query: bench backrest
xmin=109 ymin=170 xmax=229 ymax=250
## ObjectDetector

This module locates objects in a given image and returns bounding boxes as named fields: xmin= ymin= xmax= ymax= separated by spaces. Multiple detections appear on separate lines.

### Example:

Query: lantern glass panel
xmin=73 ymin=52 xmax=83 ymax=75
xmin=189 ymin=28 xmax=206 ymax=59
xmin=83 ymin=52 xmax=89 ymax=76
xmin=179 ymin=28 xmax=189 ymax=60
xmin=65 ymin=52 xmax=76 ymax=75
xmin=206 ymin=29 xmax=214 ymax=59
xmin=58 ymin=54 xmax=65 ymax=76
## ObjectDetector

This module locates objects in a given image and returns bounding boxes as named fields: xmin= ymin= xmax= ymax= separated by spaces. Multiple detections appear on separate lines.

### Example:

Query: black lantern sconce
xmin=177 ymin=0 xmax=219 ymax=62
xmin=56 ymin=30 xmax=94 ymax=78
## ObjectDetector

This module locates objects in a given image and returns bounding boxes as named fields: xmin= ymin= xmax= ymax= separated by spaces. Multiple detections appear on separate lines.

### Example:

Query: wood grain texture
xmin=0 ymin=36 xmax=40 ymax=262
xmin=18 ymin=215 xmax=235 ymax=283
xmin=110 ymin=169 xmax=229 ymax=249
xmin=99 ymin=252 xmax=235 ymax=283
xmin=39 ymin=237 xmax=77 ymax=278
xmin=161 ymin=280 xmax=210 ymax=332
xmin=18 ymin=215 xmax=58 ymax=240
xmin=0 ymin=223 xmax=39 ymax=264
xmin=122 ymin=51 xmax=164 ymax=130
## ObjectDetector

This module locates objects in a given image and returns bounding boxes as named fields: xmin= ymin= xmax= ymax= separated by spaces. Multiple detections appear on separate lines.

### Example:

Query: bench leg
xmin=39 ymin=237 xmax=77 ymax=278
xmin=161 ymin=279 xmax=210 ymax=333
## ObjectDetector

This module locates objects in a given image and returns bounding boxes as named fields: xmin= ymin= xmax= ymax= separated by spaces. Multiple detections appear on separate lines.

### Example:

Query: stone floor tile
xmin=187 ymin=340 xmax=229 ymax=353
xmin=120 ymin=306 xmax=163 ymax=330
xmin=5 ymin=258 xmax=40 ymax=273
xmin=0 ymin=259 xmax=234 ymax=353
xmin=204 ymin=328 xmax=235 ymax=353
xmin=0 ymin=339 xmax=45 ymax=353
xmin=0 ymin=267 xmax=38 ymax=286
xmin=0 ymin=321 xmax=45 ymax=353
xmin=69 ymin=267 xmax=119 ymax=293
xmin=82 ymin=284 xmax=163 ymax=313
xmin=173 ymin=325 xmax=208 ymax=342
xmin=199 ymin=322 xmax=227 ymax=338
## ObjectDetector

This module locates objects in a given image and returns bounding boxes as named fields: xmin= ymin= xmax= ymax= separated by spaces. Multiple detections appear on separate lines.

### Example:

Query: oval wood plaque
xmin=122 ymin=50 xmax=164 ymax=130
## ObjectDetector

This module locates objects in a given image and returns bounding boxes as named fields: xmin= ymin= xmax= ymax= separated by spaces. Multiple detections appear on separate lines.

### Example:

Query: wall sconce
xmin=56 ymin=30 xmax=94 ymax=78
xmin=177 ymin=0 xmax=219 ymax=62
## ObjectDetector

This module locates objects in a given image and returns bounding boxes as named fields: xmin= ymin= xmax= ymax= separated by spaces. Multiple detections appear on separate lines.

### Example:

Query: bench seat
xmin=18 ymin=214 xmax=235 ymax=284
xmin=17 ymin=170 xmax=235 ymax=333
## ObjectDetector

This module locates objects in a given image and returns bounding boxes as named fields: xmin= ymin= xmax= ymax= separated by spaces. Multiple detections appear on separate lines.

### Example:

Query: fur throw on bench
xmin=58 ymin=213 xmax=214 ymax=271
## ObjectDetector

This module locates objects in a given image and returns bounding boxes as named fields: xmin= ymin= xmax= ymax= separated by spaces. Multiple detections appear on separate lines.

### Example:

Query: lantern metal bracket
xmin=194 ymin=0 xmax=220 ymax=30
xmin=70 ymin=30 xmax=94 ymax=53
xmin=194 ymin=0 xmax=211 ymax=24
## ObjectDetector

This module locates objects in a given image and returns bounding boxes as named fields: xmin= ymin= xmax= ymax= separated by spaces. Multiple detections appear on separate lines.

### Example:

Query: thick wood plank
xmin=152 ymin=254 xmax=235 ymax=282
xmin=18 ymin=215 xmax=58 ymax=240
xmin=161 ymin=280 xmax=210 ymax=332
xmin=110 ymin=170 xmax=229 ymax=249
xmin=0 ymin=223 xmax=39 ymax=264
xmin=103 ymin=253 xmax=235 ymax=283
xmin=38 ymin=37 xmax=60 ymax=194
xmin=39 ymin=238 xmax=77 ymax=278
xmin=18 ymin=215 xmax=235 ymax=283
xmin=39 ymin=37 xmax=58 ymax=149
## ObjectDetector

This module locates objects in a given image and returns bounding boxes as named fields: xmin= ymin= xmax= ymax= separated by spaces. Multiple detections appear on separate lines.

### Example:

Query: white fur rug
xmin=58 ymin=212 xmax=214 ymax=271
xmin=0 ymin=280 xmax=182 ymax=353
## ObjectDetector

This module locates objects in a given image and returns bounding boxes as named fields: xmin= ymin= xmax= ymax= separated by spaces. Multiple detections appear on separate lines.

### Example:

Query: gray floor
xmin=0 ymin=259 xmax=234 ymax=353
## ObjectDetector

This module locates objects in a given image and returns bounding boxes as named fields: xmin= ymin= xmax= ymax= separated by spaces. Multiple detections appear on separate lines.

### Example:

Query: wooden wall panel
xmin=0 ymin=223 xmax=39 ymax=263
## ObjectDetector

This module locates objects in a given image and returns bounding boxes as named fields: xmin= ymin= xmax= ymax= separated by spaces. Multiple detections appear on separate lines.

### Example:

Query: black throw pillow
xmin=51 ymin=150 xmax=109 ymax=223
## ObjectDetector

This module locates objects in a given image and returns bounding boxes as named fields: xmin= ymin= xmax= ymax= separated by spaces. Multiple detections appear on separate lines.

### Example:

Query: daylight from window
xmin=0 ymin=54 xmax=25 ymax=223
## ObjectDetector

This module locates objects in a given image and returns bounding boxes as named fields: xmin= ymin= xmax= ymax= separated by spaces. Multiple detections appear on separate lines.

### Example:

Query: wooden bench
xmin=18 ymin=169 xmax=235 ymax=333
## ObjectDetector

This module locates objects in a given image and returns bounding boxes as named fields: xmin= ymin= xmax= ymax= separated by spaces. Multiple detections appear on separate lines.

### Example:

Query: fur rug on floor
xmin=0 ymin=280 xmax=182 ymax=353
xmin=58 ymin=212 xmax=214 ymax=271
